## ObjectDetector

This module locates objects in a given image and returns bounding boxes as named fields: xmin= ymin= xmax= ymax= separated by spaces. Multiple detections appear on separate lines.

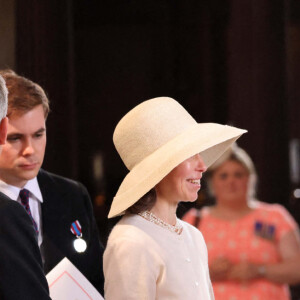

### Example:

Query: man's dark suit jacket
xmin=37 ymin=169 xmax=104 ymax=295
xmin=0 ymin=192 xmax=51 ymax=300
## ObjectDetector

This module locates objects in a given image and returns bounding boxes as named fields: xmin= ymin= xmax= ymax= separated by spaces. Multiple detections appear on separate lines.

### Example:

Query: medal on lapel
xmin=70 ymin=220 xmax=87 ymax=253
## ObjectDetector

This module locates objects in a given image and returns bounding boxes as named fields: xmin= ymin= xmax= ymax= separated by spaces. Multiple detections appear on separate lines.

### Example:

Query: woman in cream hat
xmin=104 ymin=97 xmax=246 ymax=299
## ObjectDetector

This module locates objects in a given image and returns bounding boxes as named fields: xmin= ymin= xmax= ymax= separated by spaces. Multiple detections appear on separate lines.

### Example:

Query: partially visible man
xmin=0 ymin=70 xmax=104 ymax=295
xmin=0 ymin=75 xmax=51 ymax=299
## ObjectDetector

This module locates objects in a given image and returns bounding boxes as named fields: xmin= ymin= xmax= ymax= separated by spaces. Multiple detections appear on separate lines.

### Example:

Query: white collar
xmin=0 ymin=177 xmax=43 ymax=203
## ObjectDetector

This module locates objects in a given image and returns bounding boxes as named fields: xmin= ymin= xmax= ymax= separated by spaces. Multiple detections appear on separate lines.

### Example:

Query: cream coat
xmin=104 ymin=214 xmax=214 ymax=300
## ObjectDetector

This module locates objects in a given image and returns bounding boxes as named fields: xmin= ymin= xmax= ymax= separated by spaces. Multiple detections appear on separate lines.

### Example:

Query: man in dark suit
xmin=0 ymin=70 xmax=104 ymax=295
xmin=0 ymin=75 xmax=51 ymax=299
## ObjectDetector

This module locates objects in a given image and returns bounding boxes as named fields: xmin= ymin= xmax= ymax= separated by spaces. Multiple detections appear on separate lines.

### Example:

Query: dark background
xmin=9 ymin=0 xmax=300 ymax=296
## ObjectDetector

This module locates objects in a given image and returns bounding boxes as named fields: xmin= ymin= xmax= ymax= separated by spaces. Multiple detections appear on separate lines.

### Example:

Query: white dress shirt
xmin=0 ymin=178 xmax=44 ymax=246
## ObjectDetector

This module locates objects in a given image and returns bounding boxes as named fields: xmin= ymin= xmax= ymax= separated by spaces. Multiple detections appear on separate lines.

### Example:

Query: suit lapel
xmin=37 ymin=170 xmax=68 ymax=273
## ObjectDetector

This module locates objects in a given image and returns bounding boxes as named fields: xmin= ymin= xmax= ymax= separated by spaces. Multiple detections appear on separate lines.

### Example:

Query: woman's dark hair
xmin=127 ymin=188 xmax=157 ymax=214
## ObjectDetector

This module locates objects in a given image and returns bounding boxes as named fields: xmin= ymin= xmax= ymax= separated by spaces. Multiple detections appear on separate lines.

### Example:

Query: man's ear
xmin=0 ymin=117 xmax=8 ymax=145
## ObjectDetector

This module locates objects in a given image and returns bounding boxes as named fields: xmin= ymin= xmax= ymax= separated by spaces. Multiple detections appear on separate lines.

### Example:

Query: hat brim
xmin=108 ymin=123 xmax=246 ymax=218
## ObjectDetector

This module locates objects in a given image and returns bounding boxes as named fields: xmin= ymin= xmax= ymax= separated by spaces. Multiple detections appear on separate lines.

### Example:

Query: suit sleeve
xmin=0 ymin=200 xmax=51 ymax=300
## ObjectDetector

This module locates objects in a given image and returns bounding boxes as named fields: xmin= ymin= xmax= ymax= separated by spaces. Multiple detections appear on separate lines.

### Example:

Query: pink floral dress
xmin=183 ymin=202 xmax=298 ymax=300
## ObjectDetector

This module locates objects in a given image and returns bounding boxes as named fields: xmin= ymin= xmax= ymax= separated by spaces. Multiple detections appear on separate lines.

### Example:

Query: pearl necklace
xmin=138 ymin=211 xmax=183 ymax=235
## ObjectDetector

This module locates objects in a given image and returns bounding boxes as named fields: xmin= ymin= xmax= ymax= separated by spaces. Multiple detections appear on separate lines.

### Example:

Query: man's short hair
xmin=0 ymin=75 xmax=8 ymax=121
xmin=0 ymin=70 xmax=49 ymax=118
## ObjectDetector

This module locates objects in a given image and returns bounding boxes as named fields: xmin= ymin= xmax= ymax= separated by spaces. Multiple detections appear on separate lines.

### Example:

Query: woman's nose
xmin=195 ymin=154 xmax=207 ymax=172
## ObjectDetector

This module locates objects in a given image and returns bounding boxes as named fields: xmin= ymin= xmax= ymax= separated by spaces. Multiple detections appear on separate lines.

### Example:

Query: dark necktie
xmin=19 ymin=189 xmax=39 ymax=234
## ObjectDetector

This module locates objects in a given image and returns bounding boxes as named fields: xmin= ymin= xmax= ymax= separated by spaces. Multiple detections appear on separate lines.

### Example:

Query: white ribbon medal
xmin=70 ymin=220 xmax=87 ymax=253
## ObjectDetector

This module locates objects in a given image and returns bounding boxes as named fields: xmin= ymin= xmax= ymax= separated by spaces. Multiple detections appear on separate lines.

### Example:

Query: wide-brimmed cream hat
xmin=108 ymin=97 xmax=247 ymax=218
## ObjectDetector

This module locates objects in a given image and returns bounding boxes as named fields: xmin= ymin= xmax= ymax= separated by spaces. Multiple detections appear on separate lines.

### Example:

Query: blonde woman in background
xmin=183 ymin=145 xmax=300 ymax=300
